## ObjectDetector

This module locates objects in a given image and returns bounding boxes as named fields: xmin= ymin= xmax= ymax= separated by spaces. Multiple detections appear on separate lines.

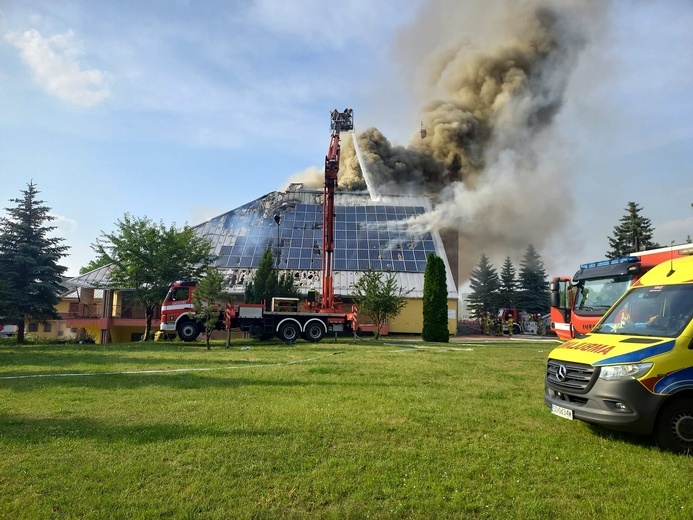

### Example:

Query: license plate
xmin=551 ymin=404 xmax=574 ymax=420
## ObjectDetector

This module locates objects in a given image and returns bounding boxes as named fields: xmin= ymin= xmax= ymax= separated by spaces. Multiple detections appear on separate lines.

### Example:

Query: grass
xmin=0 ymin=338 xmax=691 ymax=519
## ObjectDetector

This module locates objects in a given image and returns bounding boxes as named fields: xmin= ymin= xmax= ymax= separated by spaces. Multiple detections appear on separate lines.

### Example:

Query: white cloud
xmin=52 ymin=213 xmax=78 ymax=235
xmin=5 ymin=28 xmax=109 ymax=107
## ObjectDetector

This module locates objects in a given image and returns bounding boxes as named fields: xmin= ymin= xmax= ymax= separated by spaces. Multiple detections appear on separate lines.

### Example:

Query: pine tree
xmin=467 ymin=253 xmax=500 ymax=318
xmin=422 ymin=253 xmax=449 ymax=342
xmin=0 ymin=182 xmax=69 ymax=343
xmin=499 ymin=256 xmax=517 ymax=307
xmin=245 ymin=249 xmax=298 ymax=309
xmin=606 ymin=202 xmax=660 ymax=259
xmin=517 ymin=244 xmax=549 ymax=314
xmin=245 ymin=249 xmax=277 ymax=309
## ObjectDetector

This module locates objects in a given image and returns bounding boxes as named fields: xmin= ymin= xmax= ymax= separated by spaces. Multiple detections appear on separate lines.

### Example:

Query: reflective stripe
xmin=161 ymin=303 xmax=193 ymax=311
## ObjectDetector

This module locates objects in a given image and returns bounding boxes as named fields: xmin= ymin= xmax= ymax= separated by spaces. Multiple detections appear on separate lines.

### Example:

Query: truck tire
xmin=177 ymin=321 xmax=201 ymax=342
xmin=513 ymin=323 xmax=522 ymax=335
xmin=278 ymin=322 xmax=300 ymax=344
xmin=654 ymin=398 xmax=693 ymax=454
xmin=303 ymin=322 xmax=325 ymax=342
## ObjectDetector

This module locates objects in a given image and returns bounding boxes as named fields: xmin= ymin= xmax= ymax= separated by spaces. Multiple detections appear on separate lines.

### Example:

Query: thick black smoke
xmin=288 ymin=0 xmax=608 ymax=284
xmin=341 ymin=0 xmax=607 ymax=283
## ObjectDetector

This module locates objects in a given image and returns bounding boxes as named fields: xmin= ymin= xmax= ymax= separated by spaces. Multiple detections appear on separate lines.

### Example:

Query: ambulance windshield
xmin=594 ymin=285 xmax=693 ymax=338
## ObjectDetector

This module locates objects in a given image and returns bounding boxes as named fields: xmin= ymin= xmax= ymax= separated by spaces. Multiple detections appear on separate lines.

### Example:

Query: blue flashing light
xmin=579 ymin=256 xmax=640 ymax=270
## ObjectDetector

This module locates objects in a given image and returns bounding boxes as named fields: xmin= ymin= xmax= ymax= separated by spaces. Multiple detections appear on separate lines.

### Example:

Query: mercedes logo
xmin=556 ymin=364 xmax=567 ymax=382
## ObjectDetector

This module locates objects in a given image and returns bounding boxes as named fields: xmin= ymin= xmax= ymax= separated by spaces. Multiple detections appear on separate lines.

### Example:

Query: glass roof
xmin=196 ymin=194 xmax=437 ymax=274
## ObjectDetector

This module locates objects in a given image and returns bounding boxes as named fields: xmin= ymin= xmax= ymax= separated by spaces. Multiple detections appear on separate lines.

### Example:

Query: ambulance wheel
xmin=654 ymin=398 xmax=693 ymax=454
xmin=278 ymin=322 xmax=300 ymax=344
xmin=178 ymin=321 xmax=200 ymax=342
xmin=303 ymin=322 xmax=325 ymax=342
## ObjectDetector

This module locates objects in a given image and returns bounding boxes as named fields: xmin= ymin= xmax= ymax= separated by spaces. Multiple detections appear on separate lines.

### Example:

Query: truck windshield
xmin=593 ymin=284 xmax=693 ymax=338
xmin=573 ymin=275 xmax=634 ymax=314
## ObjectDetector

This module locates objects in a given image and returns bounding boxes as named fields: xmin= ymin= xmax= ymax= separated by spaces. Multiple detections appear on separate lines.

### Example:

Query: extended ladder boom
xmin=321 ymin=108 xmax=353 ymax=311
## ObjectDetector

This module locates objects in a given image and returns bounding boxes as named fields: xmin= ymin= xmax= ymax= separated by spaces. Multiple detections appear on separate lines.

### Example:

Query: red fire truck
xmin=160 ymin=109 xmax=359 ymax=343
xmin=549 ymin=244 xmax=692 ymax=341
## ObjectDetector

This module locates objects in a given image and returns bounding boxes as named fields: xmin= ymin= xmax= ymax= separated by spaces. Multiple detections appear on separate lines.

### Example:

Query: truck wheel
xmin=654 ymin=399 xmax=693 ymax=454
xmin=278 ymin=322 xmax=300 ymax=344
xmin=303 ymin=322 xmax=325 ymax=342
xmin=512 ymin=324 xmax=521 ymax=335
xmin=177 ymin=321 xmax=200 ymax=342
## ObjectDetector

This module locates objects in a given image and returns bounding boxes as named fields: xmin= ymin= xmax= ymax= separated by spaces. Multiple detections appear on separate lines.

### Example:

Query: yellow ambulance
xmin=544 ymin=255 xmax=693 ymax=454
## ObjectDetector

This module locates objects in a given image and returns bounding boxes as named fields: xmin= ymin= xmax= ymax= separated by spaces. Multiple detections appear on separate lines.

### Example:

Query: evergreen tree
xmin=0 ymin=182 xmax=69 ymax=343
xmin=517 ymin=244 xmax=549 ymax=314
xmin=499 ymin=256 xmax=517 ymax=307
xmin=422 ymin=253 xmax=449 ymax=343
xmin=606 ymin=202 xmax=660 ymax=258
xmin=245 ymin=249 xmax=298 ymax=309
xmin=466 ymin=253 xmax=500 ymax=318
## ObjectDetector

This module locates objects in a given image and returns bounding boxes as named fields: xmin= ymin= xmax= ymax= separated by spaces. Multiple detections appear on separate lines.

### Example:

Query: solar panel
xmin=205 ymin=198 xmax=437 ymax=273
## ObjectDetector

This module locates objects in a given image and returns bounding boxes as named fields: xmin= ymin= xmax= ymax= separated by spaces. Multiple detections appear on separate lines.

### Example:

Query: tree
xmin=499 ymin=256 xmax=517 ymax=307
xmin=606 ymin=202 xmax=660 ymax=259
xmin=92 ymin=213 xmax=216 ymax=341
xmin=191 ymin=267 xmax=230 ymax=350
xmin=244 ymin=249 xmax=299 ymax=308
xmin=0 ymin=181 xmax=69 ymax=343
xmin=466 ymin=253 xmax=500 ymax=318
xmin=517 ymin=244 xmax=549 ymax=314
xmin=352 ymin=268 xmax=410 ymax=340
xmin=422 ymin=253 xmax=449 ymax=342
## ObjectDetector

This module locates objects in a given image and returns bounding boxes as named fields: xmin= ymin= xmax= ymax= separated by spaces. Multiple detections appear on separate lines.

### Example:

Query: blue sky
xmin=1 ymin=0 xmax=692 ymax=283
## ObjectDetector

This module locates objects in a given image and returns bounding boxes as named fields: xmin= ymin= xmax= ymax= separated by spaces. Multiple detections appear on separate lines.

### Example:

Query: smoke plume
xmin=337 ymin=0 xmax=609 ymax=284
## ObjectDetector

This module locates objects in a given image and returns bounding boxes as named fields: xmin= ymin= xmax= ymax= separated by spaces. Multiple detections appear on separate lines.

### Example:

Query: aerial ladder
xmin=319 ymin=108 xmax=353 ymax=312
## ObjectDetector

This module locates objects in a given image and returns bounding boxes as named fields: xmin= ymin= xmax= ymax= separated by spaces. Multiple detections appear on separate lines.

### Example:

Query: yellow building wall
xmin=56 ymin=300 xmax=72 ymax=314
xmin=388 ymin=298 xmax=457 ymax=336
xmin=109 ymin=326 xmax=146 ymax=344
xmin=112 ymin=291 xmax=123 ymax=317
xmin=26 ymin=319 xmax=76 ymax=341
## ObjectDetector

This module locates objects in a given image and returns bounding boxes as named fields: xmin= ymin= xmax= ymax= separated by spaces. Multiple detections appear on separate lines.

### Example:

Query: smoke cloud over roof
xmin=288 ymin=0 xmax=610 ymax=285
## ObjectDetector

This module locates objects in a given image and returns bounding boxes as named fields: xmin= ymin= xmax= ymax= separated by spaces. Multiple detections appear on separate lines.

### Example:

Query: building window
xmin=28 ymin=323 xmax=39 ymax=332
xmin=44 ymin=323 xmax=52 ymax=333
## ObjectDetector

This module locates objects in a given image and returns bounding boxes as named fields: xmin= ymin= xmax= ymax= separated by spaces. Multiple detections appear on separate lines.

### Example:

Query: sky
xmin=1 ymin=0 xmax=692 ymax=286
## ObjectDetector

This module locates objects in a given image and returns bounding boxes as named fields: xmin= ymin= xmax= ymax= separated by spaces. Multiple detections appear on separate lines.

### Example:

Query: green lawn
xmin=1 ymin=339 xmax=691 ymax=519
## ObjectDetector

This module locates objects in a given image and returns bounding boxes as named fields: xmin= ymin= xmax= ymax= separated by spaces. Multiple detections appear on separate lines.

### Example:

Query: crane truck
xmin=549 ymin=244 xmax=693 ymax=341
xmin=160 ymin=109 xmax=359 ymax=343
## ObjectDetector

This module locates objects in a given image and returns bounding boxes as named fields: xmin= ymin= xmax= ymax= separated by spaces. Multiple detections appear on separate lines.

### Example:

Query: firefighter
xmin=507 ymin=315 xmax=514 ymax=337
xmin=496 ymin=316 xmax=503 ymax=336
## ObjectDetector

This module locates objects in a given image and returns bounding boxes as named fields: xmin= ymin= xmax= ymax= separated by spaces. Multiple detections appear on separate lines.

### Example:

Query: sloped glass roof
xmin=196 ymin=191 xmax=437 ymax=274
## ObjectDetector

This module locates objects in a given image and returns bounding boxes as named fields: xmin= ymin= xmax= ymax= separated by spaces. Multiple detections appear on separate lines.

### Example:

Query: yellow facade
xmin=25 ymin=289 xmax=457 ymax=344
xmin=388 ymin=298 xmax=458 ymax=336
